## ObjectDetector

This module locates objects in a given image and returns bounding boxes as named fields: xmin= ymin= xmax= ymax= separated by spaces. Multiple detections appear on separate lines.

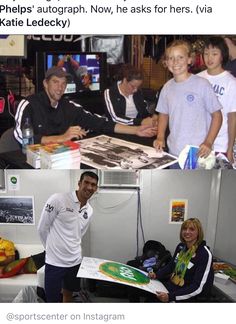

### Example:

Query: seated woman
xmin=149 ymin=218 xmax=214 ymax=302
xmin=104 ymin=64 xmax=158 ymax=126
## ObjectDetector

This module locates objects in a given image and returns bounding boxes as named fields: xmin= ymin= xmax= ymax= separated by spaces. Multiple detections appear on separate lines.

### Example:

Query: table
xmin=0 ymin=133 xmax=156 ymax=169
xmin=214 ymin=278 xmax=236 ymax=302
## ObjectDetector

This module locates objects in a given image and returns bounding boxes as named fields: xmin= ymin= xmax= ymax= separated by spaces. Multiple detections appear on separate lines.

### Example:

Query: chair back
xmin=0 ymin=127 xmax=21 ymax=153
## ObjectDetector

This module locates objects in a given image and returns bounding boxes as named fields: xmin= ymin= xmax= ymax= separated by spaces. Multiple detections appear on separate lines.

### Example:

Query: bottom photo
xmin=0 ymin=169 xmax=235 ymax=304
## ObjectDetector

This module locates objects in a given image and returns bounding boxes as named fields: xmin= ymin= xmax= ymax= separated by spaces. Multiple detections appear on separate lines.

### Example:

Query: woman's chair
xmin=0 ymin=127 xmax=20 ymax=153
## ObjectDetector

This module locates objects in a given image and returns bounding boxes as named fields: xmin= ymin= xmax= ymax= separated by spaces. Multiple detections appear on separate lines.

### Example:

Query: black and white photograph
xmin=0 ymin=196 xmax=34 ymax=225
xmin=79 ymin=135 xmax=178 ymax=170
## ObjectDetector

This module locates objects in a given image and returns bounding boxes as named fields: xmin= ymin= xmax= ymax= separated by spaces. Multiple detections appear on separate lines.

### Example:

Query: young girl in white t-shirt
xmin=198 ymin=36 xmax=236 ymax=163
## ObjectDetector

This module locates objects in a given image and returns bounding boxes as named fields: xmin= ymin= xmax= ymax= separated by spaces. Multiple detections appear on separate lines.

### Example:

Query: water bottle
xmin=22 ymin=117 xmax=34 ymax=154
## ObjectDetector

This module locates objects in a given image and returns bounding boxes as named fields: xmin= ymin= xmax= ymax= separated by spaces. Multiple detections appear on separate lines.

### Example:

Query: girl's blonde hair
xmin=180 ymin=218 xmax=204 ymax=247
xmin=165 ymin=39 xmax=192 ymax=59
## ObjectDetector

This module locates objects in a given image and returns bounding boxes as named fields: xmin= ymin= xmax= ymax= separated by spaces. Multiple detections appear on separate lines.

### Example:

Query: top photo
xmin=0 ymin=35 xmax=236 ymax=170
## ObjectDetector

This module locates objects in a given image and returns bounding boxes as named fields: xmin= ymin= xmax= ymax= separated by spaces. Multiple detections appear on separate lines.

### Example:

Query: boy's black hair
xmin=203 ymin=36 xmax=229 ymax=66
xmin=79 ymin=171 xmax=99 ymax=183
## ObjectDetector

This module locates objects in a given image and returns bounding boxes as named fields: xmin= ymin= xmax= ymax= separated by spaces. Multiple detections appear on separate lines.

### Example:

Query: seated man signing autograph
xmin=14 ymin=67 xmax=157 ymax=146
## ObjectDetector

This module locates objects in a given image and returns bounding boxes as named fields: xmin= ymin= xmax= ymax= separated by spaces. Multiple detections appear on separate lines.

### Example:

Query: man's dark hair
xmin=121 ymin=64 xmax=143 ymax=82
xmin=203 ymin=37 xmax=229 ymax=66
xmin=79 ymin=171 xmax=99 ymax=183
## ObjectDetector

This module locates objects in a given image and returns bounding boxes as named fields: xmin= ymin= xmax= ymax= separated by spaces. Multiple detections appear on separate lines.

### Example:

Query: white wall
xmin=89 ymin=188 xmax=139 ymax=262
xmin=142 ymin=170 xmax=213 ymax=250
xmin=214 ymin=170 xmax=236 ymax=265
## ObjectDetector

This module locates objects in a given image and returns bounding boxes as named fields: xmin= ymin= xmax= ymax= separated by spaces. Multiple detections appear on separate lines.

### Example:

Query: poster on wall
xmin=77 ymin=257 xmax=168 ymax=294
xmin=0 ymin=196 xmax=34 ymax=225
xmin=0 ymin=35 xmax=26 ymax=57
xmin=79 ymin=135 xmax=178 ymax=170
xmin=169 ymin=199 xmax=188 ymax=223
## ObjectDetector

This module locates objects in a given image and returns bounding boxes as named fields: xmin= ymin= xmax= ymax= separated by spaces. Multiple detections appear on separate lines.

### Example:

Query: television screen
xmin=36 ymin=51 xmax=107 ymax=96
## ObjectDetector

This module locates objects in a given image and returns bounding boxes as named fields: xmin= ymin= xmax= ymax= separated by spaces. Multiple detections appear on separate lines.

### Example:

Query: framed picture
xmin=169 ymin=199 xmax=188 ymax=224
xmin=0 ymin=196 xmax=35 ymax=225
xmin=0 ymin=35 xmax=26 ymax=57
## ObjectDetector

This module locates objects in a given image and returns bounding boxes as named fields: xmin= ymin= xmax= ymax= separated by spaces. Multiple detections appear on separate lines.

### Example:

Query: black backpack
xmin=127 ymin=240 xmax=172 ymax=273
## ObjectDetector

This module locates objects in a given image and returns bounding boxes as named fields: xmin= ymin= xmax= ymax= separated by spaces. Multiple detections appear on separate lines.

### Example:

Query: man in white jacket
xmin=38 ymin=171 xmax=98 ymax=302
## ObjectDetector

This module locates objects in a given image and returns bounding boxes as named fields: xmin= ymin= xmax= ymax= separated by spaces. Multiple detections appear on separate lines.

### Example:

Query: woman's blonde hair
xmin=180 ymin=218 xmax=204 ymax=247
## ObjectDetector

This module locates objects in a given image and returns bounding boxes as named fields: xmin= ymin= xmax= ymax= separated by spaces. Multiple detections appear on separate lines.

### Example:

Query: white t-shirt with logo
xmin=198 ymin=70 xmax=236 ymax=152
xmin=38 ymin=191 xmax=93 ymax=267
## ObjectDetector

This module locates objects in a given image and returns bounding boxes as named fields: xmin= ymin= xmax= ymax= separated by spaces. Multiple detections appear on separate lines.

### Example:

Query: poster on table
xmin=79 ymin=135 xmax=177 ymax=170
xmin=0 ymin=196 xmax=35 ymax=225
xmin=169 ymin=199 xmax=188 ymax=223
xmin=77 ymin=257 xmax=168 ymax=294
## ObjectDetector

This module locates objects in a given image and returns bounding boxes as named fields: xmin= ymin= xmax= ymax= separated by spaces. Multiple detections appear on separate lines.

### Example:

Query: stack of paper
xmin=26 ymin=144 xmax=41 ymax=169
xmin=40 ymin=141 xmax=80 ymax=169
xmin=26 ymin=141 xmax=80 ymax=169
